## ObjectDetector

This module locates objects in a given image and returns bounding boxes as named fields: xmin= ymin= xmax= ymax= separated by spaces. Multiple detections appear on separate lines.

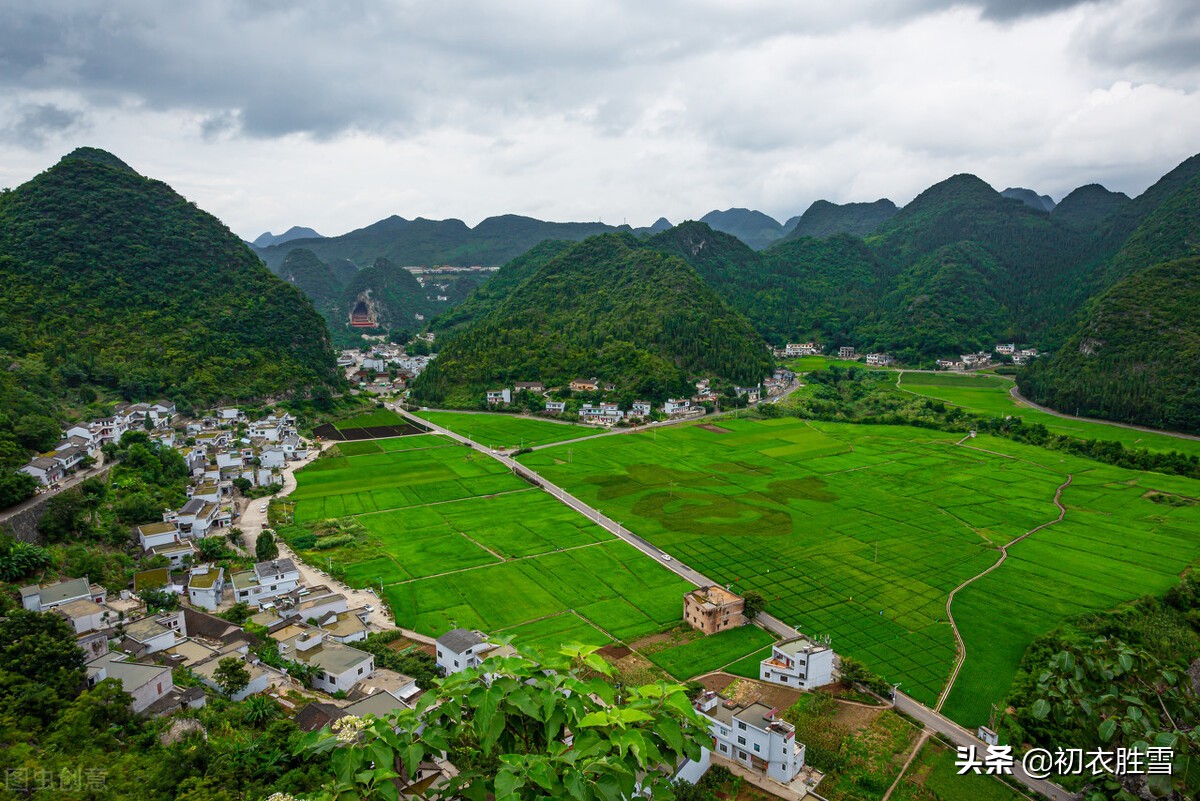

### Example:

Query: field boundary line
xmin=935 ymin=474 xmax=1073 ymax=712
xmin=881 ymin=729 xmax=932 ymax=801
xmin=383 ymin=539 xmax=608 ymax=586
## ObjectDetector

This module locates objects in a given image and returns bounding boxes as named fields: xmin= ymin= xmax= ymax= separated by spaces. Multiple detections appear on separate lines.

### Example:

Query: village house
xmin=170 ymin=497 xmax=222 ymax=539
xmin=486 ymin=388 xmax=511 ymax=405
xmin=148 ymin=539 xmax=199 ymax=569
xmin=277 ymin=629 xmax=375 ymax=694
xmin=994 ymin=343 xmax=1016 ymax=355
xmin=630 ymin=401 xmax=652 ymax=417
xmin=569 ymin=378 xmax=598 ymax=392
xmin=20 ymin=576 xmax=106 ymax=612
xmin=865 ymin=353 xmax=895 ymax=367
xmin=663 ymin=398 xmax=691 ymax=416
xmin=759 ymin=635 xmax=835 ymax=690
xmin=187 ymin=565 xmax=226 ymax=610
xmin=783 ymin=342 xmax=821 ymax=357
xmin=316 ymin=608 xmax=372 ymax=644
xmin=579 ymin=405 xmax=624 ymax=425
xmin=683 ymin=587 xmax=745 ymax=635
xmin=936 ymin=359 xmax=965 ymax=371
xmin=282 ymin=592 xmax=348 ymax=624
xmin=192 ymin=649 xmax=273 ymax=702
xmin=137 ymin=521 xmax=182 ymax=550
xmin=513 ymin=381 xmax=544 ymax=393
xmin=544 ymin=400 xmax=566 ymax=414
xmin=87 ymin=650 xmax=175 ymax=714
xmin=735 ymin=386 xmax=761 ymax=404
xmin=694 ymin=691 xmax=806 ymax=785
xmin=436 ymin=628 xmax=517 ymax=676
xmin=837 ymin=346 xmax=857 ymax=360
xmin=120 ymin=612 xmax=184 ymax=657
xmin=230 ymin=559 xmax=302 ymax=608
xmin=53 ymin=598 xmax=110 ymax=635
xmin=19 ymin=456 xmax=65 ymax=486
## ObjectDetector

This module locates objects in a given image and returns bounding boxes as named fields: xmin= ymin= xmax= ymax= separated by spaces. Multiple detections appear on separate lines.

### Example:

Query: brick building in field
xmin=683 ymin=586 xmax=745 ymax=635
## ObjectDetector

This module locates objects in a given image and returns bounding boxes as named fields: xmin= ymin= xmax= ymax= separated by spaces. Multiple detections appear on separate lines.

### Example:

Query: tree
xmin=0 ymin=467 xmax=37 ymax=508
xmin=0 ymin=610 xmax=87 ymax=724
xmin=214 ymin=657 xmax=251 ymax=697
xmin=232 ymin=477 xmax=252 ymax=494
xmin=301 ymin=643 xmax=712 ymax=800
xmin=741 ymin=591 xmax=765 ymax=620
xmin=256 ymin=529 xmax=279 ymax=561
xmin=242 ymin=694 xmax=281 ymax=727
xmin=227 ymin=527 xmax=245 ymax=548
xmin=219 ymin=602 xmax=253 ymax=625
xmin=197 ymin=536 xmax=231 ymax=561
xmin=139 ymin=588 xmax=179 ymax=613
xmin=0 ymin=539 xmax=51 ymax=581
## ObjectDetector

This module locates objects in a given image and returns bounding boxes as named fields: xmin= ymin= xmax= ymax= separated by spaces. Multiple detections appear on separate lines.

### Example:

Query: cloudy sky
xmin=1 ymin=0 xmax=1198 ymax=239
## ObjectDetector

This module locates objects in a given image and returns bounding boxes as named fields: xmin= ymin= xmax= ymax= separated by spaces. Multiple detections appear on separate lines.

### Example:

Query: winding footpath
xmin=936 ymin=474 xmax=1074 ymax=712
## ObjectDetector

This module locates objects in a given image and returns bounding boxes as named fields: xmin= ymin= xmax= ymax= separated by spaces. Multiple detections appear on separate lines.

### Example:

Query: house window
xmin=737 ymin=721 xmax=746 ymax=730
xmin=754 ymin=744 xmax=761 ymax=752
xmin=358 ymin=667 xmax=364 ymax=674
xmin=719 ymin=744 xmax=727 ymax=753
xmin=437 ymin=650 xmax=443 ymax=658
xmin=453 ymin=660 xmax=459 ymax=667
xmin=737 ymin=736 xmax=746 ymax=746
xmin=720 ymin=728 xmax=727 ymax=736
xmin=781 ymin=676 xmax=788 ymax=683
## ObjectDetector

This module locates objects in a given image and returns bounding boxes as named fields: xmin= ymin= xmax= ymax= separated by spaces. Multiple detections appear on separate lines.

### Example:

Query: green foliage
xmin=355 ymin=631 xmax=441 ymax=689
xmin=138 ymin=587 xmax=179 ymax=613
xmin=256 ymin=529 xmax=279 ymax=561
xmin=742 ymin=590 xmax=765 ymax=620
xmin=782 ymin=198 xmax=898 ymax=240
xmin=0 ymin=537 xmax=51 ymax=581
xmin=0 ymin=148 xmax=340 ymax=416
xmin=1020 ymin=256 xmax=1200 ymax=434
xmin=300 ymin=643 xmax=712 ymax=801
xmin=412 ymin=233 xmax=773 ymax=406
xmin=0 ymin=610 xmax=86 ymax=727
xmin=213 ymin=657 xmax=251 ymax=697
xmin=218 ymin=601 xmax=254 ymax=625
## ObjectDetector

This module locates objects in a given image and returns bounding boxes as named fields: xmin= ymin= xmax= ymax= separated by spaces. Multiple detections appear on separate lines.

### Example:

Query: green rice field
xmin=518 ymin=416 xmax=1200 ymax=721
xmin=333 ymin=408 xmax=410 ymax=429
xmin=646 ymin=626 xmax=775 ymax=679
xmin=898 ymin=371 xmax=1200 ymax=458
xmin=415 ymin=410 xmax=600 ymax=448
xmin=282 ymin=437 xmax=694 ymax=650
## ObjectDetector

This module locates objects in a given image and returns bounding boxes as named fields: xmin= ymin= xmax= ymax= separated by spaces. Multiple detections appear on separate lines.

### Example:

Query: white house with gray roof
xmin=20 ymin=576 xmax=104 ymax=612
xmin=694 ymin=691 xmax=805 ymax=785
xmin=87 ymin=651 xmax=174 ymax=714
xmin=759 ymin=635 xmax=834 ymax=690
xmin=278 ymin=629 xmax=375 ymax=694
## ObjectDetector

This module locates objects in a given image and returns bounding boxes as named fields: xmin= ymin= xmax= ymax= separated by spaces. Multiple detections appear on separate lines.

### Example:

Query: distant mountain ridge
xmin=698 ymin=208 xmax=788 ymax=250
xmin=782 ymin=199 xmax=898 ymax=241
xmin=253 ymin=226 xmax=323 ymax=248
xmin=1000 ymin=187 xmax=1055 ymax=212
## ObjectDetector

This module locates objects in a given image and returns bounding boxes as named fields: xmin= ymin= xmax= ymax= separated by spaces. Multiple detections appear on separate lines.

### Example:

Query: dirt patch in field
xmin=597 ymin=643 xmax=631 ymax=661
xmin=833 ymin=700 xmax=885 ymax=732
xmin=698 ymin=424 xmax=732 ymax=433
xmin=313 ymin=423 xmax=429 ymax=441
xmin=387 ymin=638 xmax=436 ymax=658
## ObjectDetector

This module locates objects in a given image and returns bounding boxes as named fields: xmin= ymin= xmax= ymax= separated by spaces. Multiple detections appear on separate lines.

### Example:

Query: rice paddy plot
xmin=416 ymin=411 xmax=600 ymax=448
xmin=898 ymin=372 xmax=1200 ymax=458
xmin=645 ymin=626 xmax=776 ymax=679
xmin=333 ymin=408 xmax=410 ymax=429
xmin=518 ymin=416 xmax=1200 ymax=717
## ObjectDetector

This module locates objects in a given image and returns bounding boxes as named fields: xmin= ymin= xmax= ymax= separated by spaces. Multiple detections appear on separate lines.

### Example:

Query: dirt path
xmin=935 ymin=474 xmax=1073 ymax=712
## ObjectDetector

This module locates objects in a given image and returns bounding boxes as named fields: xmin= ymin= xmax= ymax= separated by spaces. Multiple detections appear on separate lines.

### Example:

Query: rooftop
xmin=137 ymin=521 xmax=178 ymax=536
xmin=188 ymin=567 xmax=223 ymax=590
xmin=437 ymin=628 xmax=486 ymax=652
xmin=21 ymin=577 xmax=91 ymax=606
xmin=775 ymin=635 xmax=829 ymax=656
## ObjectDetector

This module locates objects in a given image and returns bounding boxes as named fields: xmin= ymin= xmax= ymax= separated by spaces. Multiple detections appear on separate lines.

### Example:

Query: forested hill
xmin=1018 ymin=156 xmax=1200 ymax=433
xmin=0 ymin=148 xmax=340 ymax=415
xmin=780 ymin=198 xmax=897 ymax=240
xmin=1018 ymin=257 xmax=1200 ymax=433
xmin=410 ymin=233 xmax=773 ymax=406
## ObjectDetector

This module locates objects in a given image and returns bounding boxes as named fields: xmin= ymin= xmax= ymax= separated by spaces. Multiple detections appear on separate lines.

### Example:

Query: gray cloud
xmin=1 ymin=103 xmax=86 ymax=148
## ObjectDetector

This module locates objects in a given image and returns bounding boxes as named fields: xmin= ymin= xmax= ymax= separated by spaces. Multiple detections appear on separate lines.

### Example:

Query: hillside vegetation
xmin=0 ymin=148 xmax=339 ymax=415
xmin=411 ymin=233 xmax=773 ymax=405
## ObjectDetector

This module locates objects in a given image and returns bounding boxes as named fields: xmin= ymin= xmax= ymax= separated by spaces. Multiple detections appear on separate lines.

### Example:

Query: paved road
xmin=389 ymin=403 xmax=804 ymax=641
xmin=394 ymin=401 xmax=1075 ymax=801
xmin=894 ymin=692 xmax=1071 ymax=801
xmin=1009 ymin=385 xmax=1200 ymax=442
xmin=0 ymin=457 xmax=109 ymax=524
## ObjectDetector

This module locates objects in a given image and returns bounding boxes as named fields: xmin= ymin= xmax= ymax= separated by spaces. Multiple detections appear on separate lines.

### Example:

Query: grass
xmin=517 ymin=416 xmax=1200 ymax=722
xmin=897 ymin=370 xmax=1200 ymax=458
xmin=415 ymin=411 xmax=599 ymax=448
xmin=890 ymin=738 xmax=1024 ymax=801
xmin=784 ymin=355 xmax=885 ymax=372
xmin=283 ymin=441 xmax=692 ymax=652
xmin=333 ymin=408 xmax=409 ymax=429
xmin=644 ymin=625 xmax=775 ymax=679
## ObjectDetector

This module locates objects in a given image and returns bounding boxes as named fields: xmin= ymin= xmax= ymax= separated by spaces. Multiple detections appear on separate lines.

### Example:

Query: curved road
xmin=1009 ymin=385 xmax=1200 ymax=442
